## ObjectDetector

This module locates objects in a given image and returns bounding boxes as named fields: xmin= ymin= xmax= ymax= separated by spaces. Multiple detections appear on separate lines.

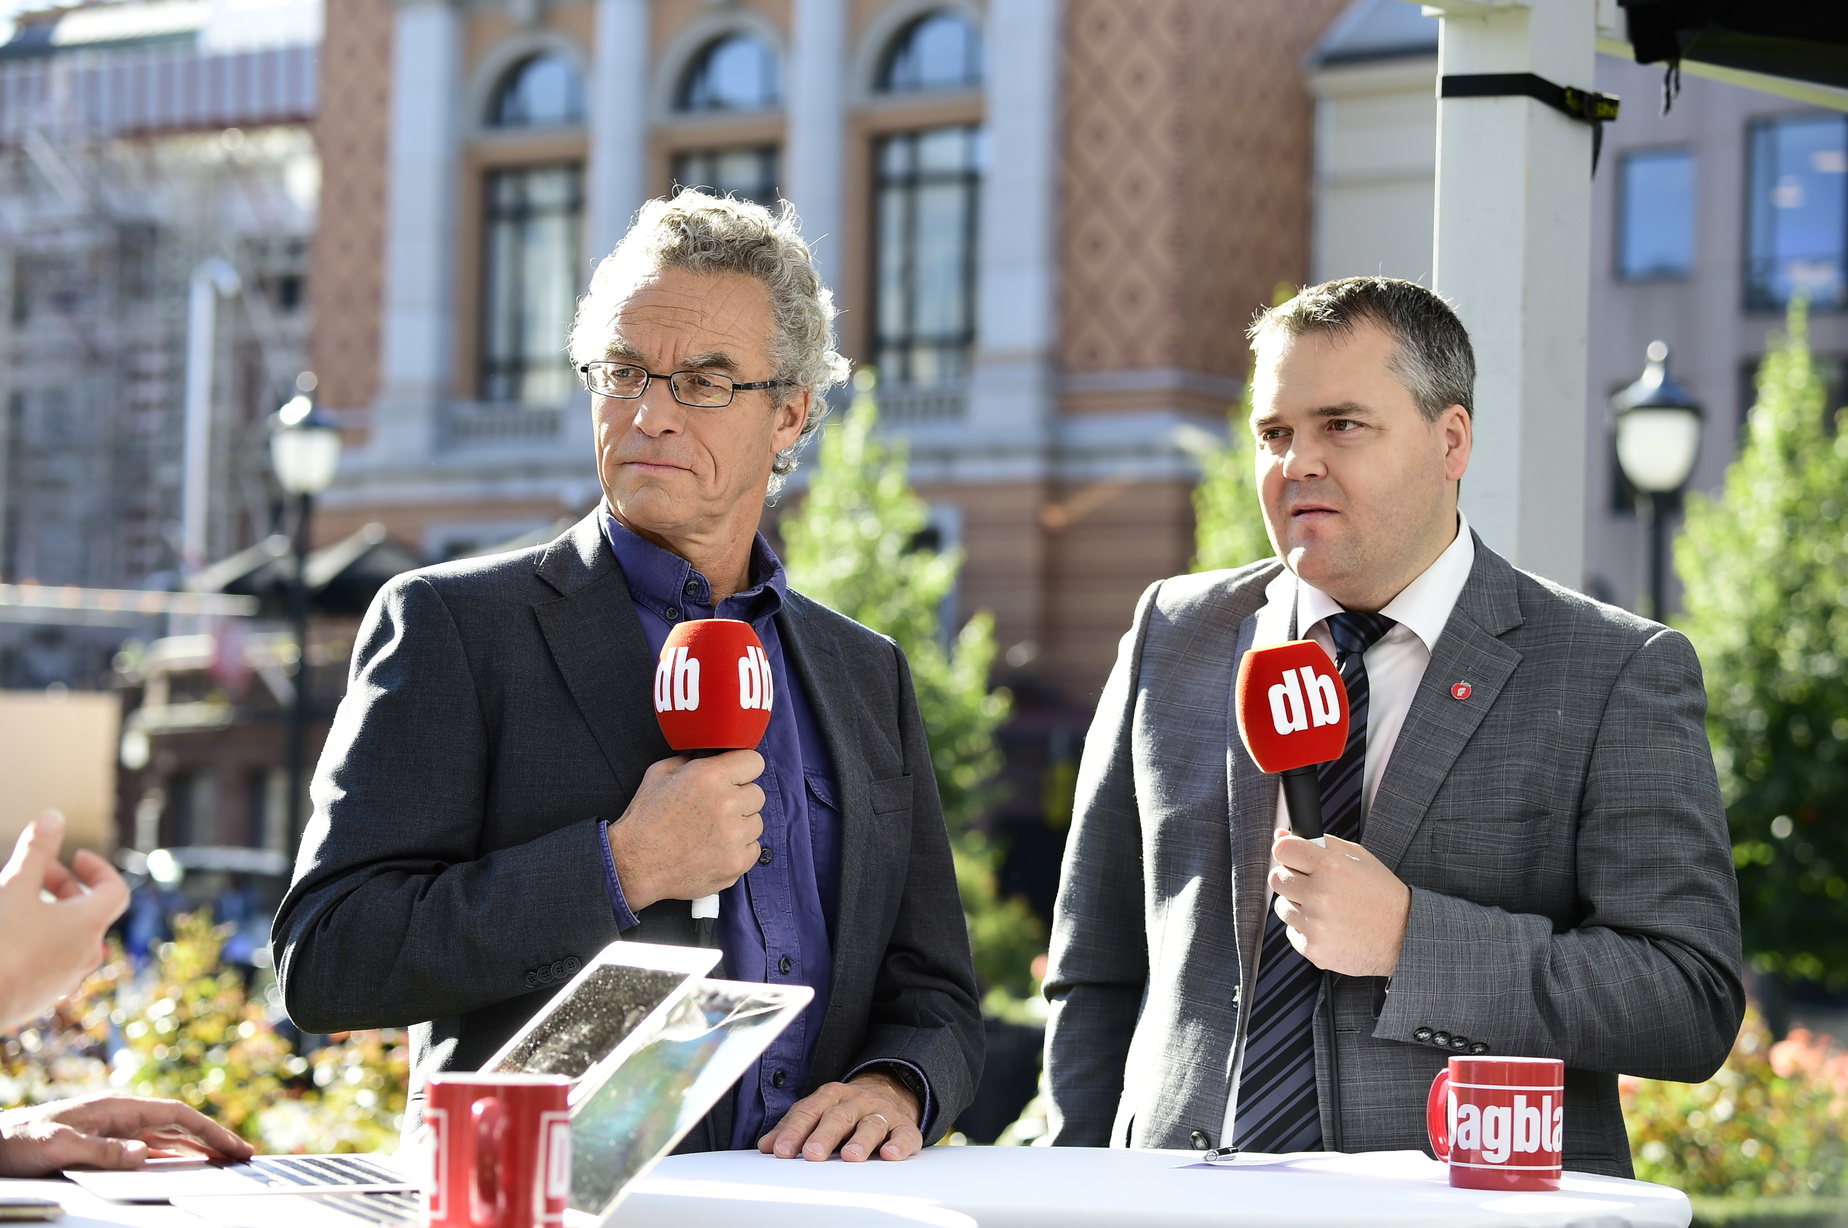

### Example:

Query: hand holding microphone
xmin=1236 ymin=638 xmax=1410 ymax=975
xmin=1235 ymin=640 xmax=1350 ymax=844
xmin=605 ymin=620 xmax=775 ymax=945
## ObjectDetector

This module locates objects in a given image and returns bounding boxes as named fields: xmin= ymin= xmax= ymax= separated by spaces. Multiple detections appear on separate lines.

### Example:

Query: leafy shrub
xmin=0 ymin=911 xmax=407 ymax=1154
xmin=1624 ymin=1005 xmax=1847 ymax=1198
xmin=1677 ymin=299 xmax=1848 ymax=987
xmin=781 ymin=369 xmax=1042 ymax=1000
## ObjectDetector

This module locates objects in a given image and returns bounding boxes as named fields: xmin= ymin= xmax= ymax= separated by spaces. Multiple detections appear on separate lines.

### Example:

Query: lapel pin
xmin=1451 ymin=681 xmax=1473 ymax=701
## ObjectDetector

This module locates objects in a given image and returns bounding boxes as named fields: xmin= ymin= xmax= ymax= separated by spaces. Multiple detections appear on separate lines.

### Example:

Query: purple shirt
xmin=597 ymin=511 xmax=847 ymax=1147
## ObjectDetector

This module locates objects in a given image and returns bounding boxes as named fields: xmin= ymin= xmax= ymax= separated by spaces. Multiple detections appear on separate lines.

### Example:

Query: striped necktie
xmin=1232 ymin=609 xmax=1397 ymax=1153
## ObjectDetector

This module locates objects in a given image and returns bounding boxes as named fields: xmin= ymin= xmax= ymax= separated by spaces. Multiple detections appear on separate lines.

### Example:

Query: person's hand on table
xmin=757 ymin=1070 xmax=923 ymax=1163
xmin=0 ymin=1094 xmax=254 ymax=1177
xmin=0 ymin=811 xmax=130 ymax=1029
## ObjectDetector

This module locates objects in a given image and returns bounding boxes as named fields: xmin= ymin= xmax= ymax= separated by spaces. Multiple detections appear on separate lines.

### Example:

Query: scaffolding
xmin=0 ymin=26 xmax=318 ymax=687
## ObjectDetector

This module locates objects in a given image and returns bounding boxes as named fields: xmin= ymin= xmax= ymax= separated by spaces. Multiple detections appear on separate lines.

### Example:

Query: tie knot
xmin=1326 ymin=610 xmax=1396 ymax=660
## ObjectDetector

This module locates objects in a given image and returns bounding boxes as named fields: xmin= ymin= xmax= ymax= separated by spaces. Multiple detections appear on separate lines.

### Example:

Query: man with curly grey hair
xmin=275 ymin=192 xmax=983 ymax=1165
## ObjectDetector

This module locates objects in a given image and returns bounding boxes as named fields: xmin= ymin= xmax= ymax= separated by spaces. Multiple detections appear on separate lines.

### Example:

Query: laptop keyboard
xmin=246 ymin=1155 xmax=408 ymax=1188
xmin=311 ymin=1192 xmax=424 ymax=1226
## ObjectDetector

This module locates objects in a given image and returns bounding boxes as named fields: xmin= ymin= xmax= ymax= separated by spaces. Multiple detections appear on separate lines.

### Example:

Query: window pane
xmin=1746 ymin=114 xmax=1847 ymax=311
xmin=1617 ymin=149 xmax=1693 ymax=280
xmin=879 ymin=12 xmax=982 ymax=93
xmin=679 ymin=34 xmax=780 ymax=112
xmin=873 ymin=126 xmax=981 ymax=387
xmin=481 ymin=165 xmax=584 ymax=405
xmin=489 ymin=54 xmax=585 ymax=128
xmin=672 ymin=146 xmax=780 ymax=207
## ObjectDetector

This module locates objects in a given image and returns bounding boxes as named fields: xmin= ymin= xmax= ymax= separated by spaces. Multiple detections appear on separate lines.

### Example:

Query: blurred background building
xmin=0 ymin=0 xmax=319 ymax=688
xmin=1308 ymin=0 xmax=1848 ymax=613
xmin=307 ymin=0 xmax=1349 ymax=711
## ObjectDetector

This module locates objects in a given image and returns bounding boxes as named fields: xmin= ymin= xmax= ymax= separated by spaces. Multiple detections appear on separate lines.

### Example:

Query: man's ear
xmin=1440 ymin=404 xmax=1471 ymax=482
xmin=772 ymin=389 xmax=810 ymax=453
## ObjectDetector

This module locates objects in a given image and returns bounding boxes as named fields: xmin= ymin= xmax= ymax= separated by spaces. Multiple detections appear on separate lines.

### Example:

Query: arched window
xmin=677 ymin=33 xmax=781 ymax=112
xmin=878 ymin=11 xmax=981 ymax=93
xmin=487 ymin=53 xmax=586 ymax=128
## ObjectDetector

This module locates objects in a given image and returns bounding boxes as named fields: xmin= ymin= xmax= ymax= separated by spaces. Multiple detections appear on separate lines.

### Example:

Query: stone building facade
xmin=307 ymin=0 xmax=1349 ymax=708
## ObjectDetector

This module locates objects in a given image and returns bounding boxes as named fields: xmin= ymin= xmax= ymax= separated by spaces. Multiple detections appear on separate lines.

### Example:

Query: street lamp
xmin=1612 ymin=341 xmax=1703 ymax=621
xmin=269 ymin=376 xmax=341 ymax=852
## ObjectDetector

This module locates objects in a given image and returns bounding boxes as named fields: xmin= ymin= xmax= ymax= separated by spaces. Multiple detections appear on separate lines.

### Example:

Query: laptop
xmin=65 ymin=941 xmax=721 ymax=1203
xmin=172 ymin=978 xmax=813 ymax=1228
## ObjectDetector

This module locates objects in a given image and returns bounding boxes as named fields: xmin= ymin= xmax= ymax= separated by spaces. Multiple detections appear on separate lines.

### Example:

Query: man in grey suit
xmin=1043 ymin=277 xmax=1743 ymax=1176
xmin=274 ymin=191 xmax=981 ymax=1163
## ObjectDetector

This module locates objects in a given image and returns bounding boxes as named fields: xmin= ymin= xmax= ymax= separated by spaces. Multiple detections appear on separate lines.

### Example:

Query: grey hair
xmin=1247 ymin=276 xmax=1476 ymax=420
xmin=570 ymin=190 xmax=850 ymax=493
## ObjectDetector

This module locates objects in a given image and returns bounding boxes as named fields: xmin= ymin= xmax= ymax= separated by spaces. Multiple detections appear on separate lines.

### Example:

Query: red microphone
xmin=653 ymin=619 xmax=774 ymax=945
xmin=1235 ymin=640 xmax=1350 ymax=844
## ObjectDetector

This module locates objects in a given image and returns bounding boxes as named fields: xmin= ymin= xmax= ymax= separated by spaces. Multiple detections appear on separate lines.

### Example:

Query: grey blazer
xmin=1042 ymin=539 xmax=1744 ymax=1177
xmin=273 ymin=513 xmax=983 ymax=1148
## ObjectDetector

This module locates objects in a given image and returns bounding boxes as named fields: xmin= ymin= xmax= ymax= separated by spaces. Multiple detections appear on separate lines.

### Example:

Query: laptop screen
xmin=490 ymin=964 xmax=692 ymax=1079
xmin=568 ymin=979 xmax=811 ymax=1218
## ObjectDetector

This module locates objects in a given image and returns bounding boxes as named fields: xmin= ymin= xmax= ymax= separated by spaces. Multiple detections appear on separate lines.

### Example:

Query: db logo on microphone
xmin=1235 ymin=640 xmax=1350 ymax=775
xmin=738 ymin=645 xmax=773 ymax=711
xmin=1269 ymin=665 xmax=1341 ymax=735
xmin=655 ymin=646 xmax=701 ymax=712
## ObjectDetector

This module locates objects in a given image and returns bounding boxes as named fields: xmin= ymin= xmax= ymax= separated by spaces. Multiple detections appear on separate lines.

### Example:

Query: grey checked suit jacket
xmin=272 ymin=513 xmax=983 ymax=1149
xmin=1043 ymin=538 xmax=1744 ymax=1177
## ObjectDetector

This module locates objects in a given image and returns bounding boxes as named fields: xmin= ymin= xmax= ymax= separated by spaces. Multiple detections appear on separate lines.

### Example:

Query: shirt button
xmin=778 ymin=955 xmax=792 ymax=975
xmin=1189 ymin=1130 xmax=1210 ymax=1150
xmin=1469 ymin=1042 xmax=1490 ymax=1055
xmin=1431 ymin=1031 xmax=1452 ymax=1047
xmin=664 ymin=606 xmax=681 ymax=621
xmin=1449 ymin=1035 xmax=1469 ymax=1051
xmin=758 ymin=846 xmax=774 ymax=866
xmin=683 ymin=579 xmax=699 ymax=598
xmin=1414 ymin=1027 xmax=1434 ymax=1043
xmin=772 ymin=1070 xmax=787 ymax=1089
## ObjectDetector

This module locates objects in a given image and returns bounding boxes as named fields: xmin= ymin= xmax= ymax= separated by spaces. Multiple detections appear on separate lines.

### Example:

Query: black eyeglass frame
xmin=576 ymin=361 xmax=789 ymax=408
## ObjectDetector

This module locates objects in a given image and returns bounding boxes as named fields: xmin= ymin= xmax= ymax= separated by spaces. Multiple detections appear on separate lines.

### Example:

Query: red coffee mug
xmin=423 ymin=1074 xmax=572 ymax=1228
xmin=1426 ymin=1055 xmax=1565 ymax=1191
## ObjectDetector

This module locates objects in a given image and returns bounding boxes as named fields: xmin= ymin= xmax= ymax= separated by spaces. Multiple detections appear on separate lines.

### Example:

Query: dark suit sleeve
xmin=273 ymin=574 xmax=623 ymax=1033
xmin=1041 ymin=582 xmax=1159 ymax=1146
xmin=1377 ymin=626 xmax=1745 ymax=1081
xmin=843 ymin=641 xmax=984 ymax=1145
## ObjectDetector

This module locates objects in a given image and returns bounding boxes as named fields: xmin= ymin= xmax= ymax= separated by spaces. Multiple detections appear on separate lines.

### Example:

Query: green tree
xmin=1190 ymin=381 xmax=1274 ymax=573
xmin=1677 ymin=299 xmax=1848 ymax=988
xmin=781 ymin=369 xmax=1043 ymax=1000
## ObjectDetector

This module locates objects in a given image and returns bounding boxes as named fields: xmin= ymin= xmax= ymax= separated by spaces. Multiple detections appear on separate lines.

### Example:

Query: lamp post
xmin=1613 ymin=341 xmax=1704 ymax=621
xmin=269 ymin=377 xmax=341 ymax=852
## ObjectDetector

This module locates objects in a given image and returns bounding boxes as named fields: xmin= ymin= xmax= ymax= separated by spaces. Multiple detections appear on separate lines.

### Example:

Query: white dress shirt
xmin=1221 ymin=513 xmax=1476 ymax=1142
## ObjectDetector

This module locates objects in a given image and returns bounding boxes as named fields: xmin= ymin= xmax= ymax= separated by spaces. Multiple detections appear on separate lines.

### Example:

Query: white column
xmin=1427 ymin=0 xmax=1595 ymax=588
xmin=373 ymin=0 xmax=461 ymax=463
xmin=784 ymin=0 xmax=847 ymax=289
xmin=587 ymin=0 xmax=650 ymax=263
xmin=967 ymin=0 xmax=1061 ymax=446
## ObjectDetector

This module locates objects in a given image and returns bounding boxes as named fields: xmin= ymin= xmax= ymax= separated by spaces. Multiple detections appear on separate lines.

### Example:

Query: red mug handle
xmin=1426 ymin=1066 xmax=1452 ymax=1161
xmin=470 ymin=1097 xmax=507 ymax=1228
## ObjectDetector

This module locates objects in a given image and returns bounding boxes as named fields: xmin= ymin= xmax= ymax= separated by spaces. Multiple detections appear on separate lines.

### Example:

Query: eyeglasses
xmin=576 ymin=362 xmax=787 ymax=408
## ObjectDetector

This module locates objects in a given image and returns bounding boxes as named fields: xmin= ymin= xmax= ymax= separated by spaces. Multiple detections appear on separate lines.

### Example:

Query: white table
xmin=6 ymin=1148 xmax=1693 ymax=1228
xmin=0 ymin=1180 xmax=204 ymax=1228
xmin=615 ymin=1148 xmax=1693 ymax=1228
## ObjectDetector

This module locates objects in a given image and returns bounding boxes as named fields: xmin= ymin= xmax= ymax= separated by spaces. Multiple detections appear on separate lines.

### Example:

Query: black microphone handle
xmin=1279 ymin=765 xmax=1326 ymax=841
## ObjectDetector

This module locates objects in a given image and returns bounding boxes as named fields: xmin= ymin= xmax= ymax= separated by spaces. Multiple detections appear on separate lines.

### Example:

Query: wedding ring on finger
xmin=867 ymin=1113 xmax=890 ymax=1131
